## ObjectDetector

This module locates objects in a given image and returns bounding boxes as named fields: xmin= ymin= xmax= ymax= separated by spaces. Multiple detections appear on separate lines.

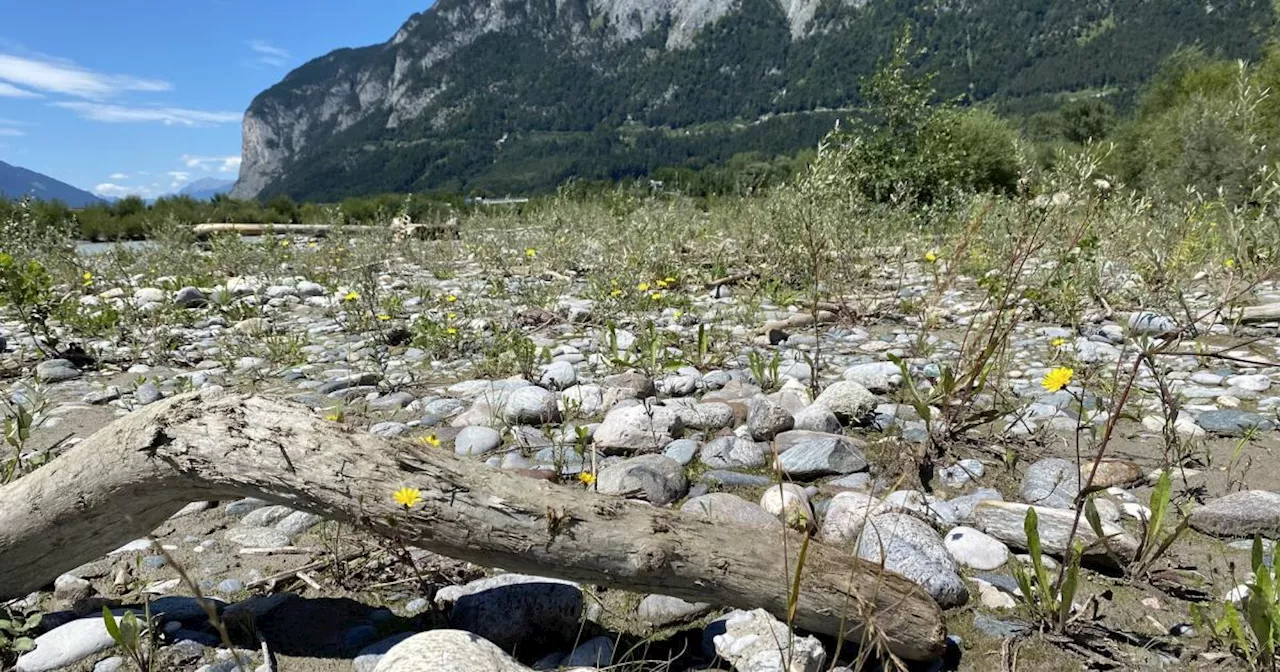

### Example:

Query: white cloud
xmin=108 ymin=172 xmax=129 ymax=180
xmin=0 ymin=81 xmax=40 ymax=98
xmin=0 ymin=128 xmax=24 ymax=136
xmin=167 ymin=170 xmax=192 ymax=188
xmin=181 ymin=154 xmax=242 ymax=173
xmin=0 ymin=53 xmax=169 ymax=100
xmin=247 ymin=40 xmax=290 ymax=67
xmin=93 ymin=182 xmax=156 ymax=199
xmin=53 ymin=102 xmax=241 ymax=126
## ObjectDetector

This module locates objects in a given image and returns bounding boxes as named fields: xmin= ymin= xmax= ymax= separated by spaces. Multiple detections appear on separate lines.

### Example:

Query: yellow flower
xmin=446 ymin=327 xmax=458 ymax=335
xmin=1041 ymin=367 xmax=1074 ymax=392
xmin=445 ymin=294 xmax=458 ymax=303
xmin=446 ymin=312 xmax=457 ymax=320
xmin=377 ymin=314 xmax=392 ymax=321
xmin=656 ymin=279 xmax=669 ymax=289
xmin=924 ymin=251 xmax=938 ymax=263
xmin=324 ymin=410 xmax=344 ymax=422
xmin=1224 ymin=258 xmax=1236 ymax=269
xmin=525 ymin=248 xmax=537 ymax=258
xmin=393 ymin=486 xmax=423 ymax=509
xmin=673 ymin=309 xmax=683 ymax=319
xmin=578 ymin=472 xmax=596 ymax=486
xmin=610 ymin=289 xmax=623 ymax=298
xmin=343 ymin=291 xmax=360 ymax=302
xmin=308 ymin=241 xmax=318 ymax=248
xmin=663 ymin=276 xmax=676 ymax=284
xmin=82 ymin=271 xmax=94 ymax=286
xmin=650 ymin=292 xmax=662 ymax=301
xmin=279 ymin=239 xmax=290 ymax=247
xmin=1051 ymin=337 xmax=1066 ymax=348
xmin=610 ymin=278 xmax=619 ymax=286
xmin=419 ymin=433 xmax=441 ymax=447
xmin=637 ymin=282 xmax=650 ymax=291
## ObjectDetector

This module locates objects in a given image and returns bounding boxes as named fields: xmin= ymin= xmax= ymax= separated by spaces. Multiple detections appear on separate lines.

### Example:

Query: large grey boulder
xmin=593 ymin=404 xmax=682 ymax=454
xmin=1190 ymin=490 xmax=1280 ymax=539
xmin=596 ymin=454 xmax=689 ymax=505
xmin=371 ymin=630 xmax=533 ymax=672
xmin=435 ymin=574 xmax=582 ymax=652
xmin=856 ymin=513 xmax=969 ymax=608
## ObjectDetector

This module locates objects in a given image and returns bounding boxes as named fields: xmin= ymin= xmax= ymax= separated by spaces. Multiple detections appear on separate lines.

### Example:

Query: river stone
xmin=856 ymin=513 xmax=969 ymax=607
xmin=699 ymin=436 xmax=766 ymax=469
xmin=819 ymin=492 xmax=884 ymax=544
xmin=662 ymin=438 xmax=699 ymax=465
xmin=172 ymin=286 xmax=207 ymax=308
xmin=1128 ymin=311 xmax=1177 ymax=336
xmin=225 ymin=527 xmax=292 ymax=549
xmin=371 ymin=630 xmax=533 ymax=672
xmin=596 ymin=454 xmax=689 ymax=505
xmin=1020 ymin=458 xmax=1080 ymax=509
xmin=949 ymin=489 xmax=1005 ymax=523
xmin=241 ymin=505 xmax=294 ymax=527
xmin=15 ymin=618 xmax=115 ymax=672
xmin=699 ymin=470 xmax=773 ymax=488
xmin=943 ymin=526 xmax=1010 ymax=570
xmin=593 ymin=404 xmax=682 ymax=454
xmin=972 ymin=501 xmax=1139 ymax=566
xmin=811 ymin=381 xmax=875 ymax=421
xmin=560 ymin=384 xmax=605 ymax=417
xmin=601 ymin=371 xmax=656 ymax=402
xmin=673 ymin=402 xmax=737 ymax=430
xmin=747 ymin=399 xmax=794 ymax=440
xmin=1190 ymin=490 xmax=1280 ymax=539
xmin=709 ymin=609 xmax=826 ymax=672
xmin=538 ymin=361 xmax=577 ymax=391
xmin=563 ymin=636 xmax=614 ymax=668
xmin=760 ymin=483 xmax=814 ymax=530
xmin=841 ymin=361 xmax=902 ymax=393
xmin=36 ymin=359 xmax=80 ymax=382
xmin=436 ymin=574 xmax=582 ymax=652
xmin=775 ymin=437 xmax=867 ymax=478
xmin=1196 ymin=410 xmax=1271 ymax=437
xmin=354 ymin=633 xmax=417 ymax=672
xmin=455 ymin=426 xmax=503 ymax=456
xmin=791 ymin=405 xmax=841 ymax=433
xmin=1084 ymin=459 xmax=1144 ymax=488
xmin=275 ymin=511 xmax=323 ymax=537
xmin=1228 ymin=374 xmax=1272 ymax=392
xmin=637 ymin=594 xmax=712 ymax=626
xmin=502 ymin=386 xmax=560 ymax=425
xmin=682 ymin=493 xmax=782 ymax=530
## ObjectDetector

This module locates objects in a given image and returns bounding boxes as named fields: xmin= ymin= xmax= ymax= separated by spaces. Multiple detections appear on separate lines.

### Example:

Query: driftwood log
xmin=191 ymin=221 xmax=460 ymax=240
xmin=0 ymin=391 xmax=945 ymax=661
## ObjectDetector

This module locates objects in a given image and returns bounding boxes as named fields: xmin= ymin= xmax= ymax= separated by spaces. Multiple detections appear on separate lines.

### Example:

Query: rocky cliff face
xmin=232 ymin=0 xmax=1273 ymax=201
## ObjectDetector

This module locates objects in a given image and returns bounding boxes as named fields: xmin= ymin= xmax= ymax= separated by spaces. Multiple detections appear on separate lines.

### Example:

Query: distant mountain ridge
xmin=0 ymin=160 xmax=104 ymax=207
xmin=178 ymin=177 xmax=235 ymax=201
xmin=227 ymin=0 xmax=1275 ymax=201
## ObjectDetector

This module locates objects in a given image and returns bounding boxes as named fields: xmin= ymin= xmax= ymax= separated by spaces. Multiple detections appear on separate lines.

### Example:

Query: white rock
xmin=371 ymin=630 xmax=532 ymax=672
xmin=15 ymin=618 xmax=116 ymax=672
xmin=593 ymin=404 xmax=682 ymax=453
xmin=759 ymin=483 xmax=814 ymax=530
xmin=943 ymin=526 xmax=1010 ymax=570
xmin=711 ymin=609 xmax=826 ymax=672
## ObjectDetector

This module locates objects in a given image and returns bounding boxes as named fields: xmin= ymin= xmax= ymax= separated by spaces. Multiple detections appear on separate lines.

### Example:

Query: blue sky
xmin=0 ymin=0 xmax=426 ymax=198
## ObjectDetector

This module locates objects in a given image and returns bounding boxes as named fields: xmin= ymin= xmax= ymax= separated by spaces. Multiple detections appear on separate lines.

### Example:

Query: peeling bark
xmin=0 ymin=391 xmax=946 ymax=661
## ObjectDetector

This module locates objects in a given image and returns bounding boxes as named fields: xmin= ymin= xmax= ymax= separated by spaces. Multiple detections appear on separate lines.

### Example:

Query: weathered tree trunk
xmin=0 ymin=391 xmax=946 ymax=661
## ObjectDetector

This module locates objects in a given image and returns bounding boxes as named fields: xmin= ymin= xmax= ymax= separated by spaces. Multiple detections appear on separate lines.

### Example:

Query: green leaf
xmin=1023 ymin=507 xmax=1054 ymax=611
xmin=1084 ymin=496 xmax=1106 ymax=540
xmin=1058 ymin=542 xmax=1082 ymax=631
xmin=101 ymin=606 xmax=121 ymax=644
xmin=13 ymin=636 xmax=34 ymax=652
xmin=22 ymin=613 xmax=40 ymax=630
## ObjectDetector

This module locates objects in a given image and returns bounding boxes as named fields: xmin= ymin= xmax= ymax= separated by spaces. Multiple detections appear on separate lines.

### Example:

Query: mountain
xmin=233 ymin=0 xmax=1276 ymax=202
xmin=178 ymin=177 xmax=235 ymax=201
xmin=0 ymin=160 xmax=104 ymax=207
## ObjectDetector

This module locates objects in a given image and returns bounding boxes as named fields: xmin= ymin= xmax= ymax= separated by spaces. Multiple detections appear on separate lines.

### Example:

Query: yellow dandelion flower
xmin=343 ymin=291 xmax=360 ymax=302
xmin=578 ymin=472 xmax=596 ymax=486
xmin=650 ymin=292 xmax=662 ymax=301
xmin=279 ymin=239 xmax=290 ymax=247
xmin=393 ymin=486 xmax=423 ymax=509
xmin=445 ymin=294 xmax=458 ymax=303
xmin=637 ymin=282 xmax=650 ymax=291
xmin=663 ymin=276 xmax=676 ymax=284
xmin=610 ymin=289 xmax=623 ymax=298
xmin=446 ymin=327 xmax=458 ymax=335
xmin=656 ymin=279 xmax=669 ymax=289
xmin=525 ymin=248 xmax=537 ymax=258
xmin=1041 ymin=367 xmax=1074 ymax=392
xmin=82 ymin=271 xmax=94 ymax=287
xmin=324 ymin=411 xmax=344 ymax=422
xmin=673 ymin=309 xmax=683 ymax=319
xmin=419 ymin=433 xmax=441 ymax=447
xmin=1051 ymin=337 xmax=1066 ymax=348
xmin=377 ymin=314 xmax=392 ymax=321
xmin=924 ymin=251 xmax=938 ymax=263
xmin=308 ymin=241 xmax=318 ymax=249
xmin=1224 ymin=258 xmax=1236 ymax=269
xmin=446 ymin=312 xmax=457 ymax=320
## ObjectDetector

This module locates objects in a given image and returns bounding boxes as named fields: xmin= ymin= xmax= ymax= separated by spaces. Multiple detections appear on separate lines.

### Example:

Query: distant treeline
xmin=6 ymin=40 xmax=1280 ymax=240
